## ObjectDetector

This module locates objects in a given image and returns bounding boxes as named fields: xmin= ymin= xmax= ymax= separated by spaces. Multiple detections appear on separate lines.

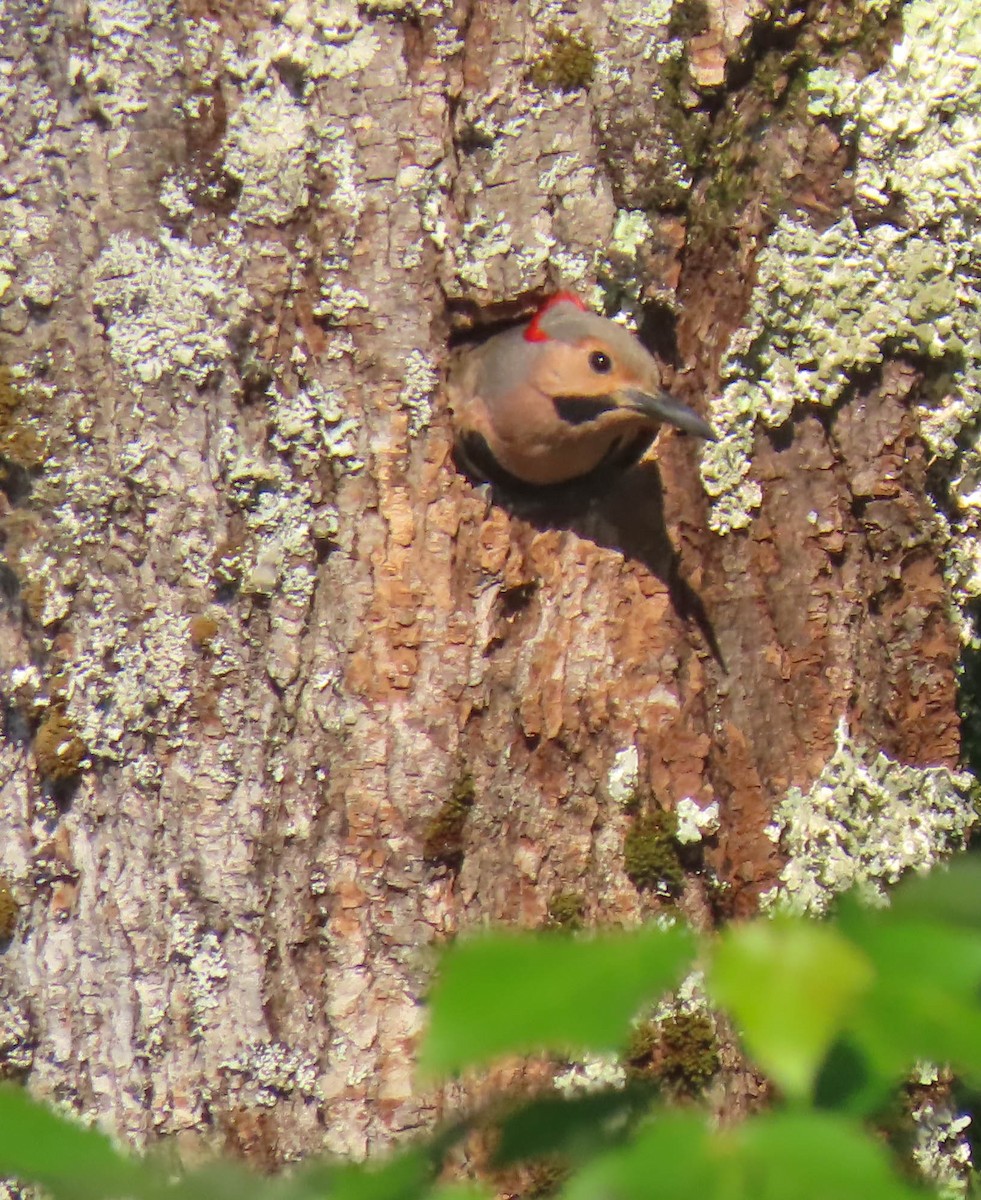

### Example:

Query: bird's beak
xmin=620 ymin=388 xmax=717 ymax=440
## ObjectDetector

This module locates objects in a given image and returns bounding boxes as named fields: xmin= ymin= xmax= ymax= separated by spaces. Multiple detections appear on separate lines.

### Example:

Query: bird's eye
xmin=589 ymin=350 xmax=613 ymax=374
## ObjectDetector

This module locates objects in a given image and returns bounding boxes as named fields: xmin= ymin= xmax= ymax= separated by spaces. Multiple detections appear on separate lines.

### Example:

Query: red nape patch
xmin=523 ymin=291 xmax=587 ymax=342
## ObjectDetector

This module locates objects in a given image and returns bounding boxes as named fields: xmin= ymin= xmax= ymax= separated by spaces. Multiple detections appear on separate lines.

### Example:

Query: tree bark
xmin=0 ymin=0 xmax=969 ymax=1171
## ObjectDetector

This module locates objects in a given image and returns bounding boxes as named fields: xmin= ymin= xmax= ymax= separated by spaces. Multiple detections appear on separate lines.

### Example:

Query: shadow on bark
xmin=455 ymin=446 xmax=724 ymax=668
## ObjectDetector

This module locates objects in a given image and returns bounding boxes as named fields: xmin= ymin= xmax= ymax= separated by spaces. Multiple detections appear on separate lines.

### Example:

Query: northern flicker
xmin=448 ymin=292 xmax=715 ymax=495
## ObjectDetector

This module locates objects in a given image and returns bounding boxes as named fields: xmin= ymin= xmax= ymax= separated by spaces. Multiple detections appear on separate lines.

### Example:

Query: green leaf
xmin=561 ymin=1110 xmax=925 ymax=1200
xmin=424 ymin=1188 xmax=495 ymax=1200
xmin=882 ymin=857 xmax=981 ymax=930
xmin=0 ymin=1084 xmax=152 ymax=1200
xmin=812 ymin=1035 xmax=891 ymax=1116
xmin=560 ymin=1110 xmax=713 ymax=1200
xmin=161 ymin=1160 xmax=264 ymax=1200
xmin=709 ymin=916 xmax=873 ymax=1101
xmin=736 ymin=1110 xmax=926 ymax=1200
xmin=269 ymin=1146 xmax=434 ymax=1200
xmin=419 ymin=924 xmax=695 ymax=1076
xmin=493 ymin=1081 xmax=658 ymax=1166
xmin=837 ymin=900 xmax=981 ymax=1086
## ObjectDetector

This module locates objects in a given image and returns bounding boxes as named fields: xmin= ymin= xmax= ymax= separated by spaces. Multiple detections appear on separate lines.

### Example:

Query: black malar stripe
xmin=552 ymin=395 xmax=618 ymax=425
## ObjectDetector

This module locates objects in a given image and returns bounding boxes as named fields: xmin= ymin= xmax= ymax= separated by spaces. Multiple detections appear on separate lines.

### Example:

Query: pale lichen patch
xmin=701 ymin=0 xmax=981 ymax=620
xmin=276 ymin=0 xmax=380 ymax=79
xmin=64 ymin=594 xmax=194 ymax=760
xmin=92 ymin=232 xmax=247 ymax=386
xmin=592 ymin=0 xmax=674 ymax=61
xmin=170 ymin=914 xmax=230 ymax=1030
xmin=911 ymin=1094 xmax=972 ymax=1197
xmin=452 ymin=210 xmax=519 ymax=292
xmin=223 ymin=81 xmax=311 ymax=224
xmin=607 ymin=745 xmax=640 ymax=805
xmin=268 ymin=379 xmax=364 ymax=474
xmin=609 ymin=209 xmax=653 ymax=262
xmin=808 ymin=7 xmax=981 ymax=228
xmin=597 ymin=208 xmax=663 ymax=316
xmin=701 ymin=216 xmax=968 ymax=533
xmin=222 ymin=1041 xmax=322 ymax=1108
xmin=314 ymin=124 xmax=366 ymax=227
xmin=361 ymin=0 xmax=453 ymax=13
xmin=73 ymin=0 xmax=182 ymax=122
xmin=554 ymin=1052 xmax=626 ymax=1096
xmin=158 ymin=173 xmax=195 ymax=220
xmin=183 ymin=17 xmax=221 ymax=78
xmin=219 ymin=423 xmax=327 ymax=607
xmin=763 ymin=718 xmax=976 ymax=916
xmin=0 ymin=199 xmax=57 ymax=324
xmin=653 ymin=968 xmax=708 ymax=1021
xmin=909 ymin=1064 xmax=973 ymax=1197
xmin=438 ymin=67 xmax=618 ymax=298
xmin=398 ymin=350 xmax=439 ymax=437
xmin=314 ymin=277 xmax=370 ymax=324
xmin=0 ymin=53 xmax=58 ymax=153
xmin=591 ymin=4 xmax=691 ymax=209
xmin=674 ymin=797 xmax=720 ymax=845
xmin=21 ymin=252 xmax=60 ymax=309
xmin=224 ymin=0 xmax=380 ymax=91
xmin=0 ymin=991 xmax=34 ymax=1076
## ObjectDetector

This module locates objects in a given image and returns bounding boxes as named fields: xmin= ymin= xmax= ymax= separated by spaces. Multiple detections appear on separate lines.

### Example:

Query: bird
xmin=447 ymin=292 xmax=715 ymax=497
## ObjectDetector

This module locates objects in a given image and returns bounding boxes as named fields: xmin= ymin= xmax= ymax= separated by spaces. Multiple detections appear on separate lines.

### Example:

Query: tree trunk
xmin=0 ymin=0 xmax=973 ymax=1171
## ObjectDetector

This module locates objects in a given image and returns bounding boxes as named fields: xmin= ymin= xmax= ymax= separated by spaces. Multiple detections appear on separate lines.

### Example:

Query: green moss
xmin=693 ymin=140 xmax=752 ymax=243
xmin=547 ymin=891 xmax=586 ymax=930
xmin=657 ymin=1011 xmax=719 ymax=1090
xmin=422 ymin=772 xmax=475 ymax=870
xmin=688 ymin=3 xmax=901 ymax=252
xmin=529 ymin=25 xmax=596 ymax=93
xmin=1 ymin=428 xmax=45 ymax=474
xmin=20 ymin=579 xmax=46 ymax=626
xmin=624 ymin=808 xmax=684 ymax=895
xmin=0 ymin=877 xmax=18 ymax=942
xmin=624 ymin=1011 xmax=719 ymax=1093
xmin=0 ymin=365 xmax=23 ymax=442
xmin=33 ymin=707 xmax=86 ymax=784
xmin=0 ymin=365 xmax=46 ymax=472
xmin=524 ymin=1156 xmax=570 ymax=1198
xmin=623 ymin=1020 xmax=659 ymax=1077
xmin=620 ymin=788 xmax=643 ymax=816
xmin=189 ymin=613 xmax=219 ymax=650
xmin=667 ymin=0 xmax=709 ymax=39
xmin=662 ymin=75 xmax=711 ymax=175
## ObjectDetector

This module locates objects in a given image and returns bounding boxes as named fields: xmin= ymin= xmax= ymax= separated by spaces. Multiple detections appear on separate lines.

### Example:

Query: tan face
xmin=480 ymin=336 xmax=657 ymax=486
xmin=530 ymin=336 xmax=659 ymax=408
xmin=451 ymin=299 xmax=713 ymax=488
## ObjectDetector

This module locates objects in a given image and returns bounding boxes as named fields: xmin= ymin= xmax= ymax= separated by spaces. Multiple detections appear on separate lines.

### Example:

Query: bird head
xmin=449 ymin=292 xmax=715 ymax=491
xmin=520 ymin=293 xmax=715 ymax=440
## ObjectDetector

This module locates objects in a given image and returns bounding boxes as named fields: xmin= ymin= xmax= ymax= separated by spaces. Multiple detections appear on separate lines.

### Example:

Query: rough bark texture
xmin=0 ymin=0 xmax=965 ymax=1174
